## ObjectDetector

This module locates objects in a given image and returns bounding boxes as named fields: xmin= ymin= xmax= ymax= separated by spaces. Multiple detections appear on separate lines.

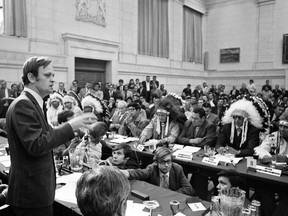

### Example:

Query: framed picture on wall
xmin=220 ymin=47 xmax=240 ymax=63
xmin=283 ymin=34 xmax=288 ymax=64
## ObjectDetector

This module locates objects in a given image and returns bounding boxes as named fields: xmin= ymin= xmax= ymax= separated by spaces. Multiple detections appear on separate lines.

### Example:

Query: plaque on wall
xmin=220 ymin=47 xmax=240 ymax=63
xmin=75 ymin=0 xmax=106 ymax=27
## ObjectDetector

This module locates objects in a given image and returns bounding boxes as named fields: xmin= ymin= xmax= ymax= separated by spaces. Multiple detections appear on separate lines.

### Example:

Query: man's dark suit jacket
xmin=6 ymin=91 xmax=75 ymax=208
xmin=215 ymin=123 xmax=260 ymax=157
xmin=128 ymin=162 xmax=194 ymax=196
xmin=177 ymin=120 xmax=217 ymax=147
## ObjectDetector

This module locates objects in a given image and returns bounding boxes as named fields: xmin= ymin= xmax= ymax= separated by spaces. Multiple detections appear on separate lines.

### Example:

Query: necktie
xmin=195 ymin=127 xmax=199 ymax=137
xmin=237 ymin=128 xmax=242 ymax=136
xmin=161 ymin=123 xmax=165 ymax=139
xmin=161 ymin=175 xmax=169 ymax=189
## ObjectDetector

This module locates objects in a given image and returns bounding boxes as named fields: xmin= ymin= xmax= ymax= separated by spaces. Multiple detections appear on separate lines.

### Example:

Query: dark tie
xmin=161 ymin=175 xmax=169 ymax=189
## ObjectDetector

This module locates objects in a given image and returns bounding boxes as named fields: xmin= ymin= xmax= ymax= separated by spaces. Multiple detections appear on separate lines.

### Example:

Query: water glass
xmin=270 ymin=155 xmax=277 ymax=168
xmin=220 ymin=188 xmax=246 ymax=216
xmin=69 ymin=148 xmax=83 ymax=172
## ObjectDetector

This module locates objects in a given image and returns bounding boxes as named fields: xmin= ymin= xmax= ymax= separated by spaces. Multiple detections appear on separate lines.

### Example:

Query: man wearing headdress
xmin=139 ymin=99 xmax=180 ymax=145
xmin=46 ymin=93 xmax=63 ymax=128
xmin=81 ymin=94 xmax=110 ymax=124
xmin=216 ymin=99 xmax=261 ymax=157
xmin=63 ymin=95 xmax=82 ymax=117
xmin=253 ymin=111 xmax=288 ymax=216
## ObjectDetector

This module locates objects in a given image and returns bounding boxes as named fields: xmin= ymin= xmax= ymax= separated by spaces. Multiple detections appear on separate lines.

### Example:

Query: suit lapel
xmin=23 ymin=91 xmax=50 ymax=130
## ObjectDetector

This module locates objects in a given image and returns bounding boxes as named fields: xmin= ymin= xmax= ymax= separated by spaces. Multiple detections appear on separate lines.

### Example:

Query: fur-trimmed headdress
xmin=222 ymin=98 xmax=263 ymax=147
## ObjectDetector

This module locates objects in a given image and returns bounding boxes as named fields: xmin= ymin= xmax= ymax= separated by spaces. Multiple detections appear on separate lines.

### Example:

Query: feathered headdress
xmin=222 ymin=98 xmax=265 ymax=147
xmin=81 ymin=93 xmax=110 ymax=119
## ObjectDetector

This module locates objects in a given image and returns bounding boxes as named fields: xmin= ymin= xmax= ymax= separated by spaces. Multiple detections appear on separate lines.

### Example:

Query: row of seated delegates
xmin=253 ymin=111 xmax=288 ymax=216
xmin=121 ymin=147 xmax=195 ymax=196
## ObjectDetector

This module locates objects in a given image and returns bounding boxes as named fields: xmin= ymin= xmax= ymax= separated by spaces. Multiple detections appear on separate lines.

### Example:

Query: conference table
xmin=133 ymin=146 xmax=288 ymax=195
xmin=54 ymin=178 xmax=210 ymax=216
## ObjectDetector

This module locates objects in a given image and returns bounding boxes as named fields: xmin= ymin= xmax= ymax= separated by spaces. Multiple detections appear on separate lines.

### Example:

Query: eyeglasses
xmin=158 ymin=160 xmax=172 ymax=165
xmin=233 ymin=115 xmax=244 ymax=120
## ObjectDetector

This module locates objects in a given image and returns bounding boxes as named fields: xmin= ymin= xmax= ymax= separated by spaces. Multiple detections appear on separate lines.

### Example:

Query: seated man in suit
xmin=118 ymin=102 xmax=149 ymax=137
xmin=109 ymin=100 xmax=129 ymax=132
xmin=216 ymin=99 xmax=261 ymax=157
xmin=202 ymin=102 xmax=219 ymax=126
xmin=121 ymin=147 xmax=194 ymax=196
xmin=177 ymin=107 xmax=217 ymax=147
xmin=76 ymin=166 xmax=130 ymax=216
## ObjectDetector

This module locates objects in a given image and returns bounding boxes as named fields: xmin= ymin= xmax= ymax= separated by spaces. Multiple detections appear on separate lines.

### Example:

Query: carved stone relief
xmin=75 ymin=0 xmax=106 ymax=27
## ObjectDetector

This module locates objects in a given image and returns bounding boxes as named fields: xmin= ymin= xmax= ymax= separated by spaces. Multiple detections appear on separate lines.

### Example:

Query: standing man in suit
xmin=152 ymin=75 xmax=159 ymax=88
xmin=56 ymin=81 xmax=67 ymax=96
xmin=6 ymin=56 xmax=97 ymax=216
xmin=121 ymin=147 xmax=194 ymax=196
xmin=142 ymin=76 xmax=152 ymax=103
xmin=78 ymin=81 xmax=95 ymax=101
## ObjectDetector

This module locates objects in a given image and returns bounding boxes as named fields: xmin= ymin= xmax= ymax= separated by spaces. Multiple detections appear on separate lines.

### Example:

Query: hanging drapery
xmin=183 ymin=6 xmax=202 ymax=63
xmin=3 ymin=0 xmax=27 ymax=37
xmin=138 ymin=0 xmax=169 ymax=58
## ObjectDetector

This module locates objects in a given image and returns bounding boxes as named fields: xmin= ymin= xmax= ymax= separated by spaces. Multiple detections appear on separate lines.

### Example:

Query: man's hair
xmin=113 ymin=143 xmax=133 ymax=159
xmin=57 ymin=110 xmax=74 ymax=124
xmin=153 ymin=147 xmax=172 ymax=162
xmin=193 ymin=107 xmax=206 ymax=119
xmin=217 ymin=170 xmax=246 ymax=190
xmin=89 ymin=122 xmax=108 ymax=143
xmin=127 ymin=101 xmax=141 ymax=110
xmin=22 ymin=56 xmax=52 ymax=85
xmin=119 ymin=79 xmax=124 ymax=83
xmin=117 ymin=100 xmax=127 ymax=108
xmin=76 ymin=166 xmax=130 ymax=216
xmin=202 ymin=102 xmax=212 ymax=109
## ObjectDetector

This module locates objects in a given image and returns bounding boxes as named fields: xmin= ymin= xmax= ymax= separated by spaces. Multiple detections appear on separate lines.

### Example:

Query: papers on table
xmin=0 ymin=155 xmax=10 ymax=168
xmin=125 ymin=200 xmax=149 ymax=216
xmin=55 ymin=173 xmax=82 ymax=204
xmin=172 ymin=146 xmax=201 ymax=161
xmin=109 ymin=136 xmax=139 ymax=144
xmin=214 ymin=154 xmax=243 ymax=165
xmin=188 ymin=202 xmax=206 ymax=211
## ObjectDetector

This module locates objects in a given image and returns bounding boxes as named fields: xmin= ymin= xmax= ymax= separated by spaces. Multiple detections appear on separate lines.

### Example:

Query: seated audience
xmin=139 ymin=99 xmax=180 ymax=145
xmin=177 ymin=107 xmax=217 ymax=147
xmin=109 ymin=100 xmax=129 ymax=132
xmin=270 ymin=103 xmax=285 ymax=133
xmin=216 ymin=99 xmax=260 ymax=157
xmin=76 ymin=166 xmax=130 ymax=216
xmin=121 ymin=147 xmax=194 ymax=196
xmin=119 ymin=102 xmax=149 ymax=137
xmin=202 ymin=102 xmax=219 ymax=126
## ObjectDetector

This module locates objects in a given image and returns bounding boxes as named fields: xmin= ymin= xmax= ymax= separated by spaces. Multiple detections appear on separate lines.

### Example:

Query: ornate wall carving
xmin=75 ymin=0 xmax=106 ymax=27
